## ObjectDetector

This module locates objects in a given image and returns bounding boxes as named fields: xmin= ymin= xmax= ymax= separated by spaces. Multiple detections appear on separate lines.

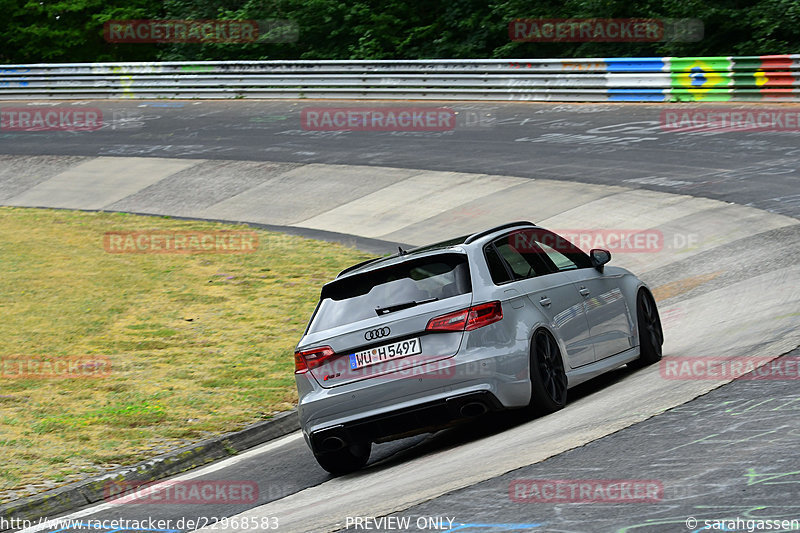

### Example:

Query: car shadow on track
xmin=358 ymin=365 xmax=637 ymax=475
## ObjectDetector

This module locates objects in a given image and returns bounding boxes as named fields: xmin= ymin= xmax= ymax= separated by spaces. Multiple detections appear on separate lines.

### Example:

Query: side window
xmin=483 ymin=231 xmax=552 ymax=285
xmin=536 ymin=241 xmax=579 ymax=271
xmin=529 ymin=229 xmax=593 ymax=271
xmin=495 ymin=242 xmax=537 ymax=278
xmin=484 ymin=244 xmax=512 ymax=284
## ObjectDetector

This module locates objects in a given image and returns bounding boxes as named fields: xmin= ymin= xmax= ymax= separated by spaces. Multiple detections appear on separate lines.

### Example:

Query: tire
xmin=313 ymin=441 xmax=371 ymax=475
xmin=527 ymin=329 xmax=568 ymax=416
xmin=628 ymin=289 xmax=664 ymax=369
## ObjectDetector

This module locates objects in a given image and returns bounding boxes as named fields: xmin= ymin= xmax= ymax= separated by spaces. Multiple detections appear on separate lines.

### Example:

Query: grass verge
xmin=0 ymin=207 xmax=371 ymax=501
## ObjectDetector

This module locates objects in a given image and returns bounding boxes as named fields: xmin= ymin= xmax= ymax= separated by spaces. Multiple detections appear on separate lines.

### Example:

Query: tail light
xmin=426 ymin=301 xmax=502 ymax=332
xmin=295 ymin=346 xmax=335 ymax=374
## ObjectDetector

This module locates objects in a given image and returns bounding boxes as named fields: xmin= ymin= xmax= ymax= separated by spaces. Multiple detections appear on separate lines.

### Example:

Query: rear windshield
xmin=307 ymin=253 xmax=471 ymax=334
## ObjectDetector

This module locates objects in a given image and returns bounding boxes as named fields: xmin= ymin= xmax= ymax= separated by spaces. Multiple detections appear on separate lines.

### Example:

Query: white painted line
xmin=16 ymin=432 xmax=303 ymax=533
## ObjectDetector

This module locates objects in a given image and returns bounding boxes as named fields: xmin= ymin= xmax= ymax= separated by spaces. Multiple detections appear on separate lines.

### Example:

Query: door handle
xmin=539 ymin=297 xmax=551 ymax=307
xmin=579 ymin=287 xmax=590 ymax=297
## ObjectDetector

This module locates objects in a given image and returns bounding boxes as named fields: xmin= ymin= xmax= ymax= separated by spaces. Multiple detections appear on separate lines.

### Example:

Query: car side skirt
xmin=565 ymin=346 xmax=641 ymax=388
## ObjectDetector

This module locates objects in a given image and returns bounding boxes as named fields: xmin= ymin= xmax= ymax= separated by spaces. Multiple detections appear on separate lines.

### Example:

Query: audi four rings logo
xmin=365 ymin=327 xmax=391 ymax=341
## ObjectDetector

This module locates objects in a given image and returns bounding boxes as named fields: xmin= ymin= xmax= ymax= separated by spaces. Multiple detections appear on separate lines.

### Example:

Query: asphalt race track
xmin=1 ymin=101 xmax=799 ymax=217
xmin=1 ymin=100 xmax=799 ymax=533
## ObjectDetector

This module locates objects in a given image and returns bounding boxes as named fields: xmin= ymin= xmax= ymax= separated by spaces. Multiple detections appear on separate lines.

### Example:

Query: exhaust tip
xmin=460 ymin=401 xmax=488 ymax=417
xmin=321 ymin=436 xmax=346 ymax=452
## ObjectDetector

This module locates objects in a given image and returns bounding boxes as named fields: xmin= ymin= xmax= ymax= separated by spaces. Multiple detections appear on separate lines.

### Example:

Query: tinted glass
xmin=509 ymin=229 xmax=592 ymax=272
xmin=484 ymin=244 xmax=512 ymax=284
xmin=308 ymin=253 xmax=471 ymax=333
xmin=536 ymin=241 xmax=579 ymax=270
xmin=484 ymin=232 xmax=552 ymax=284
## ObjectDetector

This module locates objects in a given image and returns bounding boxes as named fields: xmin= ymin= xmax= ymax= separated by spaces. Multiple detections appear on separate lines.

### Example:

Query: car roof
xmin=336 ymin=220 xmax=536 ymax=278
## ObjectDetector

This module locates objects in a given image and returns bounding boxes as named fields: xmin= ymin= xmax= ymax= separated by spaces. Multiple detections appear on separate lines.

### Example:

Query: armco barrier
xmin=0 ymin=55 xmax=798 ymax=101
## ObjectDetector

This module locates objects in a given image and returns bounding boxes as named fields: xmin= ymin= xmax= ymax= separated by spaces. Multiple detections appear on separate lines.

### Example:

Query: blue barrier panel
xmin=604 ymin=58 xmax=666 ymax=72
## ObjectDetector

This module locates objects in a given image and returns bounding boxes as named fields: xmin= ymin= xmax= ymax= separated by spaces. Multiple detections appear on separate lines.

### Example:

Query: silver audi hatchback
xmin=294 ymin=221 xmax=663 ymax=474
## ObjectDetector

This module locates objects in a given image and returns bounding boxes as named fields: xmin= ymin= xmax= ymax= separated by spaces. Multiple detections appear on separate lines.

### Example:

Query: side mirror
xmin=590 ymin=249 xmax=611 ymax=270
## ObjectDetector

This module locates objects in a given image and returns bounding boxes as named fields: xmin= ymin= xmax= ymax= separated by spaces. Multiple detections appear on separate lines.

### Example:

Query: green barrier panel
xmin=669 ymin=57 xmax=737 ymax=100
xmin=668 ymin=57 xmax=733 ymax=72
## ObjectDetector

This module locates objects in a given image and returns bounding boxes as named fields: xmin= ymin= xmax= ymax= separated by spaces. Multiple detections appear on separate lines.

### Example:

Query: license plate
xmin=350 ymin=338 xmax=422 ymax=370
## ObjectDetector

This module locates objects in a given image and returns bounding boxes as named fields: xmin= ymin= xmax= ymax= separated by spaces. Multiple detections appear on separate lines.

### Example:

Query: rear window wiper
xmin=375 ymin=297 xmax=438 ymax=316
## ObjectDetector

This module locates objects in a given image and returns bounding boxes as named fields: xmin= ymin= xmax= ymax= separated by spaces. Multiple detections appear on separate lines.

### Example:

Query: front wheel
xmin=628 ymin=290 xmax=663 ymax=369
xmin=527 ymin=329 xmax=568 ymax=416
xmin=313 ymin=441 xmax=371 ymax=476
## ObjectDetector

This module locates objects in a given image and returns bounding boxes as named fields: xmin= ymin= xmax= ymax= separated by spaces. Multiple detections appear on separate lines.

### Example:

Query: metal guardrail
xmin=1 ymin=55 xmax=798 ymax=102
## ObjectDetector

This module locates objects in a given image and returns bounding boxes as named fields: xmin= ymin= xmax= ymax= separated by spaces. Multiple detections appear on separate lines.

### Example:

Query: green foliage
xmin=0 ymin=0 xmax=798 ymax=63
xmin=0 ymin=0 xmax=163 ymax=62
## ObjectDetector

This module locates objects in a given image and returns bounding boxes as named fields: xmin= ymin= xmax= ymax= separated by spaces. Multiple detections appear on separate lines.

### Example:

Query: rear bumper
xmin=296 ymin=322 xmax=533 ymax=449
xmin=310 ymin=390 xmax=503 ymax=452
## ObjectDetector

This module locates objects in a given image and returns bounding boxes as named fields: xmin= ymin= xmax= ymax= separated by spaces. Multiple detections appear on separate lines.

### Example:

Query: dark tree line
xmin=1 ymin=0 xmax=798 ymax=63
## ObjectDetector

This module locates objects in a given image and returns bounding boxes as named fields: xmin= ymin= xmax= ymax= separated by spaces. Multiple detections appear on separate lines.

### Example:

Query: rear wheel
xmin=628 ymin=290 xmax=663 ymax=369
xmin=527 ymin=329 xmax=568 ymax=416
xmin=313 ymin=441 xmax=371 ymax=476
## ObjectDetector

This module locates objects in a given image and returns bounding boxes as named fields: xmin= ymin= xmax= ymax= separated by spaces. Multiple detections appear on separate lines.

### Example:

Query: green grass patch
xmin=0 ymin=207 xmax=371 ymax=500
